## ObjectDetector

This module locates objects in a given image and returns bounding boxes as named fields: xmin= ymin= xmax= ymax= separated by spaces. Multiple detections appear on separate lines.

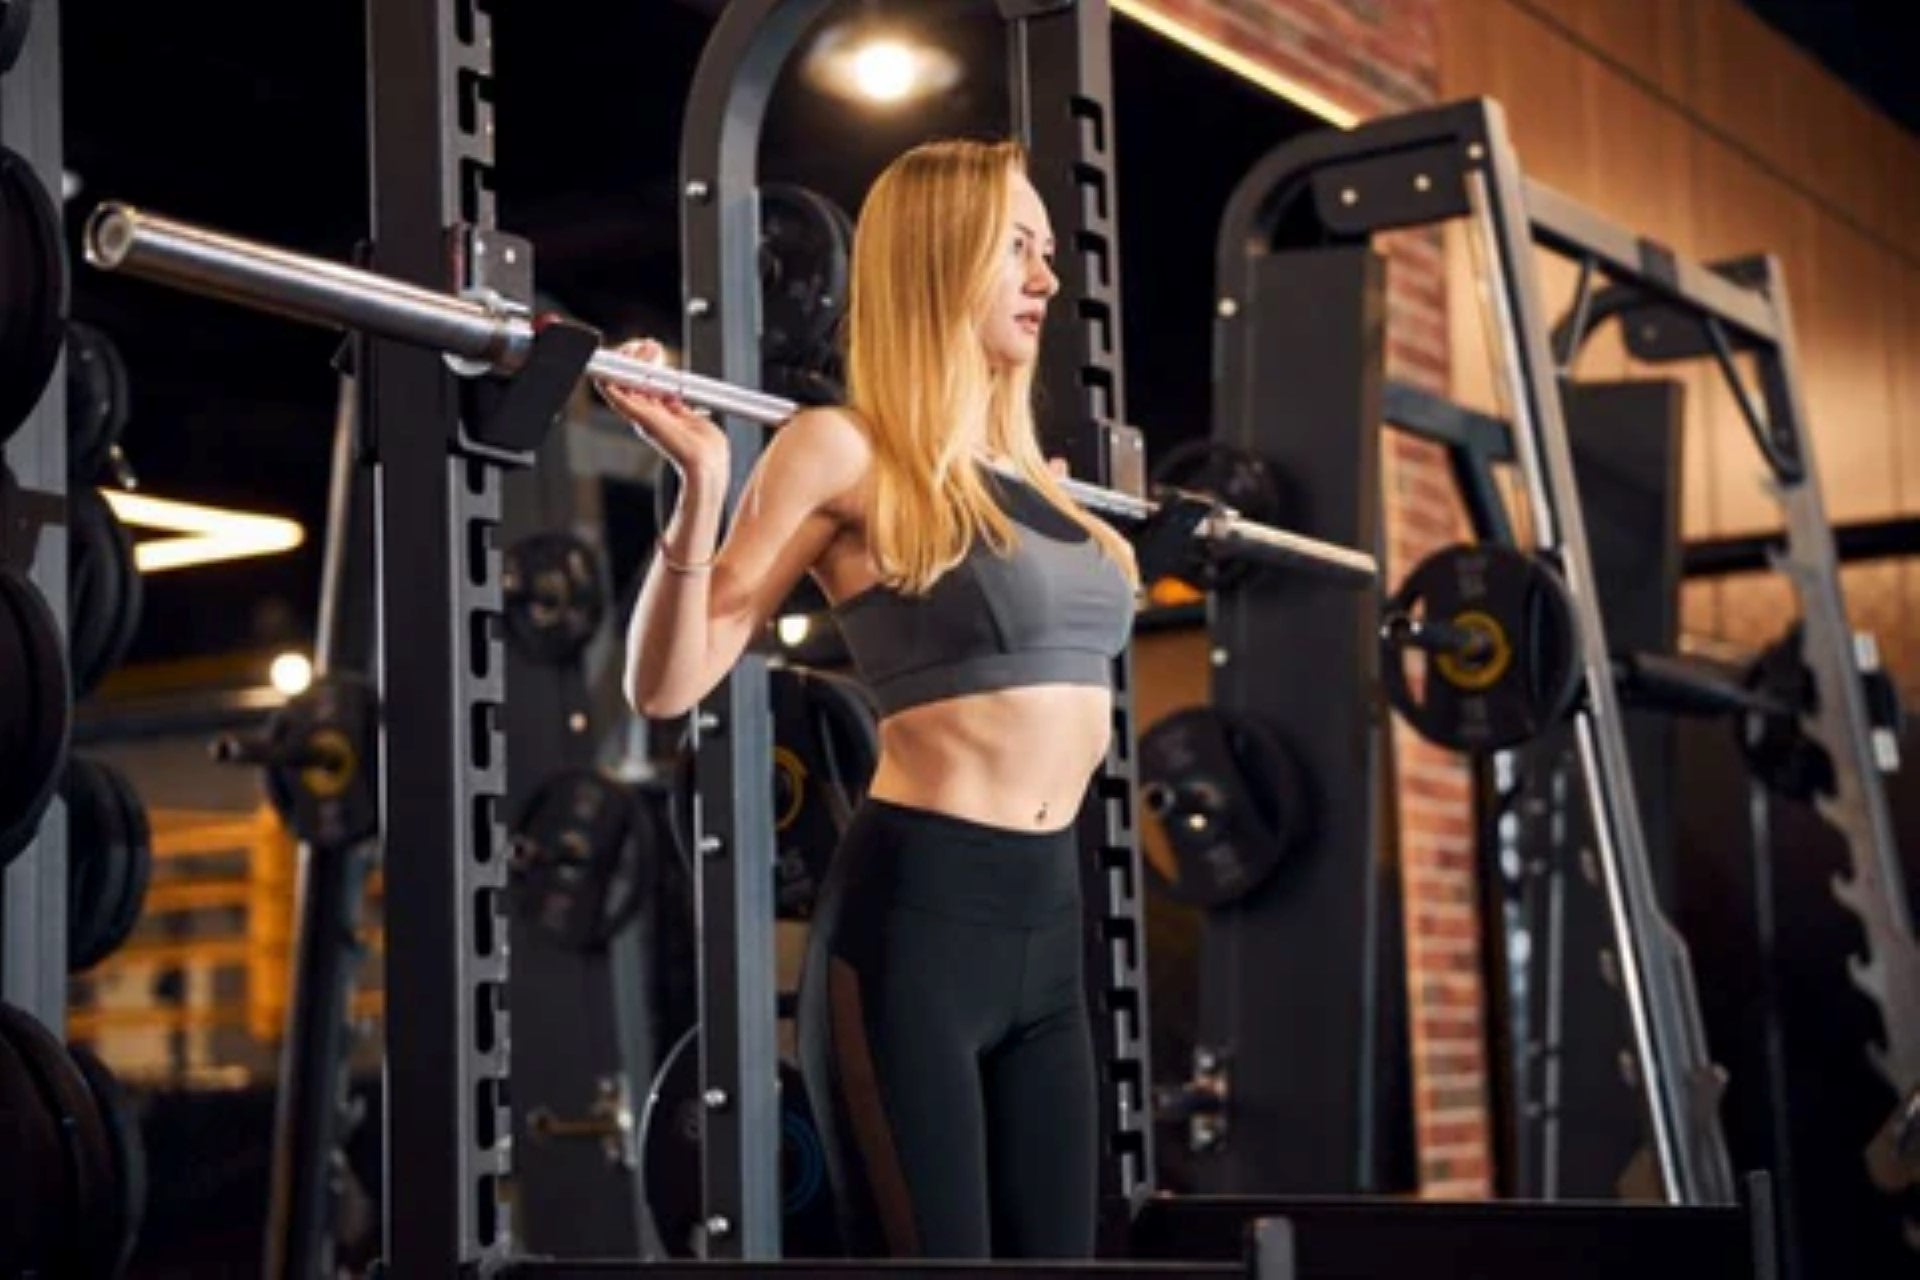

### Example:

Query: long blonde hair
xmin=844 ymin=138 xmax=1137 ymax=594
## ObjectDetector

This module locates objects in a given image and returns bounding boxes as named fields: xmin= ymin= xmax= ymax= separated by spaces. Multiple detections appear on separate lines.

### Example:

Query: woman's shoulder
xmin=780 ymin=404 xmax=872 ymax=457
xmin=764 ymin=405 xmax=875 ymax=519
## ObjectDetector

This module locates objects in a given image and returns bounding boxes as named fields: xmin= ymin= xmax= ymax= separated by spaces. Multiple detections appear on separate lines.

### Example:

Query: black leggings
xmin=796 ymin=797 xmax=1096 ymax=1260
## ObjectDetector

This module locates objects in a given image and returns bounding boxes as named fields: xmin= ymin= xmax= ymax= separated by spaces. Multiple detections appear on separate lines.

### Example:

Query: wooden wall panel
xmin=1556 ymin=0 xmax=1690 ymax=102
xmin=1439 ymin=0 xmax=1920 ymax=682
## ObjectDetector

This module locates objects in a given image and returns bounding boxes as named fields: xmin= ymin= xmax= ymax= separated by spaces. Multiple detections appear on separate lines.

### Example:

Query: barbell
xmin=82 ymin=202 xmax=1377 ymax=586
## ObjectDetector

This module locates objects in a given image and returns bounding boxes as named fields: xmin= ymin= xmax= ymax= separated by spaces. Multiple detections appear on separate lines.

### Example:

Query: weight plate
xmin=0 ymin=1012 xmax=72 ymax=1273
xmin=501 ymin=532 xmax=606 ymax=667
xmin=0 ymin=0 xmax=34 ymax=74
xmin=639 ymin=1026 xmax=840 ymax=1258
xmin=102 ymin=759 xmax=153 ymax=967
xmin=759 ymin=183 xmax=852 ymax=368
xmin=1381 ymin=543 xmax=1584 ymax=753
xmin=0 ymin=1002 xmax=119 ymax=1277
xmin=510 ymin=767 xmax=643 ymax=951
xmin=1739 ymin=626 xmax=1834 ymax=802
xmin=65 ymin=755 xmax=129 ymax=973
xmin=69 ymin=1041 xmax=146 ymax=1277
xmin=1139 ymin=706 xmax=1310 ymax=908
xmin=0 ymin=567 xmax=71 ymax=868
xmin=1149 ymin=441 xmax=1284 ymax=590
xmin=0 ymin=145 xmax=70 ymax=444
xmin=770 ymin=666 xmax=877 ymax=921
xmin=70 ymin=486 xmax=142 ymax=699
xmin=66 ymin=322 xmax=132 ymax=483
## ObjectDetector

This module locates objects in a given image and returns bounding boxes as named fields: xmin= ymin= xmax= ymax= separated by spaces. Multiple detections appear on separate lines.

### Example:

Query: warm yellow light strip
xmin=1110 ymin=0 xmax=1360 ymax=127
xmin=100 ymin=490 xmax=306 ymax=574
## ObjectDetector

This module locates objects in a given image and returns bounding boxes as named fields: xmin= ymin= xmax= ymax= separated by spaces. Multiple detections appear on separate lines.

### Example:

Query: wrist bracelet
xmin=659 ymin=545 xmax=717 ymax=575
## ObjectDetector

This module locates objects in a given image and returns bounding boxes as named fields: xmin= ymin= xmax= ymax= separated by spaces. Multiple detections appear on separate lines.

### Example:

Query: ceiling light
xmin=777 ymin=613 xmax=812 ymax=647
xmin=804 ymin=22 xmax=961 ymax=108
xmin=101 ymin=490 xmax=306 ymax=574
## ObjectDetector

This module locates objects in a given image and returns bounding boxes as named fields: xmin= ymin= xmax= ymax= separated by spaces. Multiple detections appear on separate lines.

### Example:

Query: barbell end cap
xmin=84 ymin=202 xmax=138 ymax=270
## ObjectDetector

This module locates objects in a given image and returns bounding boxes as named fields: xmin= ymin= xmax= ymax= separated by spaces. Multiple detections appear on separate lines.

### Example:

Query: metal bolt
xmin=1467 ymin=142 xmax=1485 ymax=160
xmin=1414 ymin=174 xmax=1432 ymax=192
xmin=1340 ymin=187 xmax=1358 ymax=206
xmin=503 ymin=247 xmax=518 ymax=265
xmin=699 ymin=834 xmax=725 ymax=858
xmin=696 ymin=711 xmax=722 ymax=734
xmin=702 ymin=1088 xmax=730 ymax=1110
xmin=685 ymin=180 xmax=711 ymax=203
xmin=687 ymin=297 xmax=712 ymax=318
xmin=1209 ymin=647 xmax=1229 ymax=668
xmin=1216 ymin=297 xmax=1239 ymax=319
xmin=704 ymin=1214 xmax=733 ymax=1239
xmin=568 ymin=712 xmax=587 ymax=733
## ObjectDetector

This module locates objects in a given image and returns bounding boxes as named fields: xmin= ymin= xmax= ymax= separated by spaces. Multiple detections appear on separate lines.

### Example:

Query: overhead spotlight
xmin=270 ymin=652 xmax=314 ymax=697
xmin=777 ymin=613 xmax=813 ymax=648
xmin=804 ymin=20 xmax=961 ymax=108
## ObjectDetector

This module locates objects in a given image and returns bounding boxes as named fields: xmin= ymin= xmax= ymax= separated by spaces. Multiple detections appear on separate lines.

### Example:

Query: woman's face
xmin=977 ymin=172 xmax=1059 ymax=370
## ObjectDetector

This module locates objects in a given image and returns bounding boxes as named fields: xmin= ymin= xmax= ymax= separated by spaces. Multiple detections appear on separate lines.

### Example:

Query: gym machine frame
xmin=1229 ymin=96 xmax=1911 ymax=1209
xmin=1226 ymin=99 xmax=1748 ymax=1202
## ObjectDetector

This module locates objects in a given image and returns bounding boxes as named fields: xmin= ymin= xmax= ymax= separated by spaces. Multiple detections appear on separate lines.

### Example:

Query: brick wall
xmin=1133 ymin=0 xmax=1491 ymax=1197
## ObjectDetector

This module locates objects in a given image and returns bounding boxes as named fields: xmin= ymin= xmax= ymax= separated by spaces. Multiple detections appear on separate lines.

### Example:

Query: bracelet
xmin=658 ymin=545 xmax=717 ymax=575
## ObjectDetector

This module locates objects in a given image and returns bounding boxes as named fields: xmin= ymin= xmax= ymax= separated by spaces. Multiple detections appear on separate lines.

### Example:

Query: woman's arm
xmin=622 ymin=405 xmax=870 ymax=719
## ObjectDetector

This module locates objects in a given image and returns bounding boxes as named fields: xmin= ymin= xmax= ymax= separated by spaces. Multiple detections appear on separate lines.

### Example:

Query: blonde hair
xmin=844 ymin=138 xmax=1138 ymax=595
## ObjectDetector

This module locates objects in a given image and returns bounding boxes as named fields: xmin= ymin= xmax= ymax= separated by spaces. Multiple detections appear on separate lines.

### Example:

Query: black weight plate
xmin=1139 ymin=706 xmax=1308 ymax=907
xmin=0 ymin=1003 xmax=118 ymax=1277
xmin=1739 ymin=626 xmax=1833 ymax=801
xmin=66 ymin=322 xmax=132 ymax=483
xmin=759 ymin=183 xmax=851 ymax=368
xmin=69 ymin=486 xmax=138 ymax=698
xmin=761 ymin=361 xmax=846 ymax=410
xmin=639 ymin=1026 xmax=840 ymax=1258
xmin=0 ymin=0 xmax=33 ymax=74
xmin=0 ymin=1012 xmax=72 ymax=1272
xmin=100 ymin=497 xmax=144 ymax=687
xmin=502 ymin=532 xmax=605 ymax=667
xmin=666 ymin=666 xmax=878 ymax=919
xmin=1148 ymin=441 xmax=1285 ymax=590
xmin=69 ymin=1041 xmax=147 ymax=1278
xmin=102 ymin=760 xmax=153 ymax=966
xmin=771 ymin=666 xmax=877 ymax=920
xmin=68 ymin=486 xmax=116 ymax=697
xmin=0 ymin=146 xmax=70 ymax=444
xmin=65 ymin=755 xmax=129 ymax=973
xmin=0 ymin=567 xmax=71 ymax=868
xmin=511 ymin=767 xmax=638 ymax=950
xmin=1381 ymin=544 xmax=1583 ymax=753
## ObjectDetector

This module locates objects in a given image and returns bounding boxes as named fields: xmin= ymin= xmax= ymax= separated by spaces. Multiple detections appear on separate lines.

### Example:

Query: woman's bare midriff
xmin=863 ymin=683 xmax=1113 ymax=832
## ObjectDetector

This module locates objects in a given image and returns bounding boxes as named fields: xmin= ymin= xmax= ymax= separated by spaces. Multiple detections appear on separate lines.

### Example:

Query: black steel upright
xmin=1195 ymin=228 xmax=1411 ymax=1192
xmin=265 ymin=377 xmax=380 ymax=1280
xmin=679 ymin=1 xmax=831 ymax=1257
xmin=365 ymin=0 xmax=514 ymax=1272
xmin=0 ymin=0 xmax=68 ymax=1029
xmin=1007 ymin=0 xmax=1160 ymax=1234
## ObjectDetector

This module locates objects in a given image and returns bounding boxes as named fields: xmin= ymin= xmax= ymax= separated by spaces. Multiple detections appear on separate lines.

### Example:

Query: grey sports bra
xmin=830 ymin=468 xmax=1135 ymax=718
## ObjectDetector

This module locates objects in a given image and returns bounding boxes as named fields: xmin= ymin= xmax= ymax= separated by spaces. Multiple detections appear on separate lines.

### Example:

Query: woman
xmin=598 ymin=138 xmax=1139 ymax=1259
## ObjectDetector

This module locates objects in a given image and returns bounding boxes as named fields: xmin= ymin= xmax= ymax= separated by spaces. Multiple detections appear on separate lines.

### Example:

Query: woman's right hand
xmin=594 ymin=338 xmax=731 ymax=488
